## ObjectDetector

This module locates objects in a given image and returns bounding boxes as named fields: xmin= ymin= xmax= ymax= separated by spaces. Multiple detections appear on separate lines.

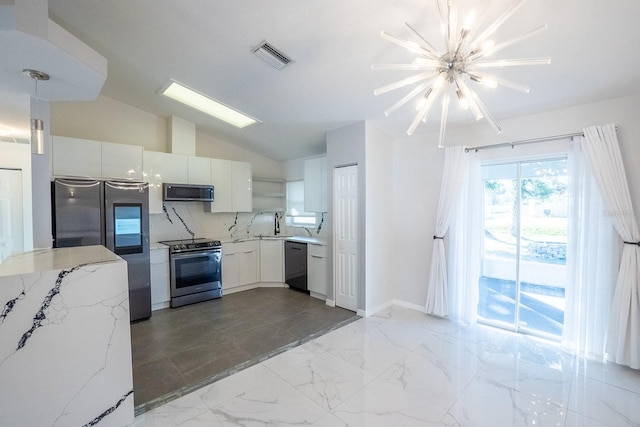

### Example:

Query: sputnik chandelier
xmin=373 ymin=0 xmax=550 ymax=147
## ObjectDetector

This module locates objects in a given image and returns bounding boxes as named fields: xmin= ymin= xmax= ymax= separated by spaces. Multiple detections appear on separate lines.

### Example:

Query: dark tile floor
xmin=130 ymin=288 xmax=357 ymax=412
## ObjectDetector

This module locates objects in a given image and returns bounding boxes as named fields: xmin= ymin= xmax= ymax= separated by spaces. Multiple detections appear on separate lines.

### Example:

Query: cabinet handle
xmin=310 ymin=255 xmax=323 ymax=258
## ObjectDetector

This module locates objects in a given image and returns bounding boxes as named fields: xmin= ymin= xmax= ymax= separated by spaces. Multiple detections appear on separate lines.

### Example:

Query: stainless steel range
xmin=159 ymin=238 xmax=222 ymax=307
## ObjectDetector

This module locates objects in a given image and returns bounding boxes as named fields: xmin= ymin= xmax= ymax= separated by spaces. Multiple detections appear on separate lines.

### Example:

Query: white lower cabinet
xmin=260 ymin=239 xmax=284 ymax=283
xmin=307 ymin=244 xmax=328 ymax=298
xmin=222 ymin=240 xmax=258 ymax=292
xmin=150 ymin=246 xmax=170 ymax=310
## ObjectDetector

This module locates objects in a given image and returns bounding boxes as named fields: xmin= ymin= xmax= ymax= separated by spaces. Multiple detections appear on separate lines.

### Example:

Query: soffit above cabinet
xmin=0 ymin=1 xmax=107 ymax=101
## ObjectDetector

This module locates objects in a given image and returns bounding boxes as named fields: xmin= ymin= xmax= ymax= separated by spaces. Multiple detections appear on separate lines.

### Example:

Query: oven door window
xmin=173 ymin=252 xmax=221 ymax=292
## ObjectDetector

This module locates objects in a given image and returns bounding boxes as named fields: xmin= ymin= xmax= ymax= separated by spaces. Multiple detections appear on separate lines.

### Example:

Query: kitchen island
xmin=0 ymin=245 xmax=134 ymax=427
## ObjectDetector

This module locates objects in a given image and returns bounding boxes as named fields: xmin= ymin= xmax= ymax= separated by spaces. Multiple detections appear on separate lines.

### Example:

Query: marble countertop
xmin=286 ymin=236 xmax=327 ymax=245
xmin=219 ymin=235 xmax=327 ymax=245
xmin=150 ymin=235 xmax=328 ymax=247
xmin=0 ymin=245 xmax=122 ymax=276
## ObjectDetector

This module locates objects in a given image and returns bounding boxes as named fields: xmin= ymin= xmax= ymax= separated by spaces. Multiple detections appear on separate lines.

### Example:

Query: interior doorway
xmin=333 ymin=165 xmax=358 ymax=311
xmin=0 ymin=168 xmax=24 ymax=262
xmin=478 ymin=158 xmax=568 ymax=339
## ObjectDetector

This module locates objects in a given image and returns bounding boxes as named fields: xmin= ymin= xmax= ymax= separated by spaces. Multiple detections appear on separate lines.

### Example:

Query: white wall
xmin=195 ymin=132 xmax=282 ymax=179
xmin=326 ymin=122 xmax=366 ymax=309
xmin=0 ymin=141 xmax=33 ymax=252
xmin=29 ymin=97 xmax=51 ymax=249
xmin=364 ymin=122 xmax=395 ymax=312
xmin=282 ymin=154 xmax=325 ymax=182
xmin=390 ymin=92 xmax=640 ymax=309
xmin=51 ymin=95 xmax=168 ymax=152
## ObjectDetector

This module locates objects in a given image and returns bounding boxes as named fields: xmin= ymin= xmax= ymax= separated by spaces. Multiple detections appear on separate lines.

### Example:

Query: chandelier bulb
xmin=375 ymin=0 xmax=548 ymax=142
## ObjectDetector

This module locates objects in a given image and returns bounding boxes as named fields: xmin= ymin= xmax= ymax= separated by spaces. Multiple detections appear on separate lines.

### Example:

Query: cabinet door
xmin=260 ymin=239 xmax=284 ymax=282
xmin=209 ymin=158 xmax=233 ymax=212
xmin=150 ymin=247 xmax=170 ymax=308
xmin=238 ymin=248 xmax=258 ymax=286
xmin=304 ymin=157 xmax=327 ymax=212
xmin=143 ymin=151 xmax=163 ymax=214
xmin=222 ymin=241 xmax=258 ymax=289
xmin=307 ymin=244 xmax=328 ymax=296
xmin=232 ymin=161 xmax=252 ymax=212
xmin=143 ymin=151 xmax=189 ymax=214
xmin=161 ymin=153 xmax=188 ymax=184
xmin=101 ymin=142 xmax=143 ymax=181
xmin=222 ymin=252 xmax=240 ymax=289
xmin=187 ymin=156 xmax=211 ymax=185
xmin=52 ymin=136 xmax=102 ymax=178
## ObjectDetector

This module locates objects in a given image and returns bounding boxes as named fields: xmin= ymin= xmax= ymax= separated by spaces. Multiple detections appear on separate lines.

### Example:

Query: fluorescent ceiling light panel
xmin=162 ymin=81 xmax=258 ymax=128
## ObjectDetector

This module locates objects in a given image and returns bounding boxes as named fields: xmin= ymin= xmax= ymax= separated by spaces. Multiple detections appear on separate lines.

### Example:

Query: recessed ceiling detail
xmin=252 ymin=41 xmax=293 ymax=69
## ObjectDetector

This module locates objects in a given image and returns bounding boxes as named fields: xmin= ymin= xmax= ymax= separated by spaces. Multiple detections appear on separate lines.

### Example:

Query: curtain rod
xmin=464 ymin=132 xmax=584 ymax=153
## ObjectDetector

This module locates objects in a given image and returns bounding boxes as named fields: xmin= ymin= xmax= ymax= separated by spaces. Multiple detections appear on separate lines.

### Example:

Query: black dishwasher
xmin=285 ymin=240 xmax=308 ymax=293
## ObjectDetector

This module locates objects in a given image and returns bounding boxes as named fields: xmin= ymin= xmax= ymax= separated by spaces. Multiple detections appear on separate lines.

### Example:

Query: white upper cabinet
xmin=101 ymin=141 xmax=143 ymax=181
xmin=304 ymin=156 xmax=327 ymax=212
xmin=208 ymin=158 xmax=233 ymax=212
xmin=52 ymin=136 xmax=102 ymax=178
xmin=143 ymin=151 xmax=188 ymax=214
xmin=232 ymin=161 xmax=252 ymax=212
xmin=207 ymin=159 xmax=252 ymax=213
xmin=52 ymin=136 xmax=143 ymax=181
xmin=187 ymin=156 xmax=211 ymax=184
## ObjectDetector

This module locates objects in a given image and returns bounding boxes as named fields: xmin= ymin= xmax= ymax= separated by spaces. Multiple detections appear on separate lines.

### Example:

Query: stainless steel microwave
xmin=163 ymin=183 xmax=214 ymax=202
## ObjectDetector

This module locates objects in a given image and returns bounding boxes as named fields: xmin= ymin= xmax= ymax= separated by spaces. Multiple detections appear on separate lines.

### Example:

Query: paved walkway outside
xmin=478 ymin=276 xmax=565 ymax=337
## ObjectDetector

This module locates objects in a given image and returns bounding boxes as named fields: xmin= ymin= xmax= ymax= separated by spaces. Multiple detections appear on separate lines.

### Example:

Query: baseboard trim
xmin=258 ymin=282 xmax=287 ymax=288
xmin=325 ymin=299 xmax=335 ymax=307
xmin=151 ymin=302 xmax=170 ymax=311
xmin=392 ymin=299 xmax=425 ymax=313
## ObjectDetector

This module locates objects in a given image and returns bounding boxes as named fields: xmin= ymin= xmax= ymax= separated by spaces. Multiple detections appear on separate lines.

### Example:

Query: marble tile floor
xmin=133 ymin=305 xmax=640 ymax=426
xmin=131 ymin=288 xmax=358 ymax=411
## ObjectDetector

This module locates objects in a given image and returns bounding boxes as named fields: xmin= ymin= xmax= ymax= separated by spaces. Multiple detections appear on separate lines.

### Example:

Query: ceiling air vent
xmin=251 ymin=41 xmax=293 ymax=70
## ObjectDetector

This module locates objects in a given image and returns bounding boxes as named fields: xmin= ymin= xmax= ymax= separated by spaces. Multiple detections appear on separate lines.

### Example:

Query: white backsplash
xmin=149 ymin=202 xmax=328 ymax=242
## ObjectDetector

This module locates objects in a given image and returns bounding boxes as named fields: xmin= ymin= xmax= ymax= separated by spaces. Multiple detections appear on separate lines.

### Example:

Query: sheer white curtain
xmin=425 ymin=146 xmax=470 ymax=317
xmin=447 ymin=151 xmax=482 ymax=325
xmin=578 ymin=123 xmax=640 ymax=369
xmin=563 ymin=136 xmax=619 ymax=360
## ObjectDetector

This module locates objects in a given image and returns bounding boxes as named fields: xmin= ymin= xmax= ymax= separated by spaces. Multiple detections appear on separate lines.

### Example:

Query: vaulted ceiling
xmin=46 ymin=0 xmax=640 ymax=161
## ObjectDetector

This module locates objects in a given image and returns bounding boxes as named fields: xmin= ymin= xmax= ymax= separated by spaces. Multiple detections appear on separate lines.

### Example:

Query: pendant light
xmin=23 ymin=69 xmax=49 ymax=154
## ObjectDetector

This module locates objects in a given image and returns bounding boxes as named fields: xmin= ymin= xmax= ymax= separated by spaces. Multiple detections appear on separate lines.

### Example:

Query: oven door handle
xmin=170 ymin=249 xmax=221 ymax=260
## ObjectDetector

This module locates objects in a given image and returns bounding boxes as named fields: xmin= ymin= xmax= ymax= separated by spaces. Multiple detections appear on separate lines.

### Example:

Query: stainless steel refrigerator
xmin=52 ymin=178 xmax=151 ymax=321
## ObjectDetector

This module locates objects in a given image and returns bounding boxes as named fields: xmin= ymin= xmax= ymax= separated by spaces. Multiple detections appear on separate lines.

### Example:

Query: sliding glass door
xmin=478 ymin=158 xmax=568 ymax=339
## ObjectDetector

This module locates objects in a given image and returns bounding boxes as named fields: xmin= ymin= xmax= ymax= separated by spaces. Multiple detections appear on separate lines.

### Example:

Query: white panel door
xmin=334 ymin=165 xmax=358 ymax=311
xmin=0 ymin=169 xmax=23 ymax=262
